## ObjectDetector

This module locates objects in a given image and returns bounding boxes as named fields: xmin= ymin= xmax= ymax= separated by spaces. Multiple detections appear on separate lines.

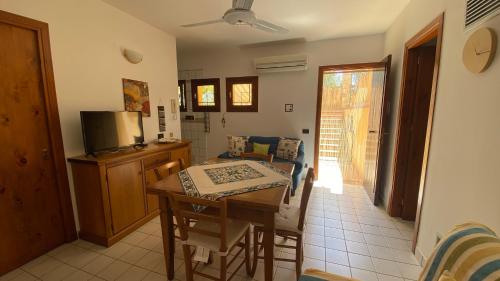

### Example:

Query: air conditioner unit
xmin=254 ymin=54 xmax=308 ymax=73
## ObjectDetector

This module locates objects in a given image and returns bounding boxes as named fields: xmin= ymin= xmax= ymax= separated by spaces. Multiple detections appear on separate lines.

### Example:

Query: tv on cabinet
xmin=80 ymin=111 xmax=144 ymax=154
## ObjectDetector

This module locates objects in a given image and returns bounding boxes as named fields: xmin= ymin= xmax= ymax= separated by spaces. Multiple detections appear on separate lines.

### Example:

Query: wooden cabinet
xmin=68 ymin=141 xmax=191 ymax=246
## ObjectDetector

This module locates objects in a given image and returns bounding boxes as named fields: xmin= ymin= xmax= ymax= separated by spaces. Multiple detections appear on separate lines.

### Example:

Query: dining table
xmin=146 ymin=158 xmax=295 ymax=281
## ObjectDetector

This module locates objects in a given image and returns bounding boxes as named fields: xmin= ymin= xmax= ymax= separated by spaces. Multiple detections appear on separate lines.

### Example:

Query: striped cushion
xmin=419 ymin=223 xmax=500 ymax=281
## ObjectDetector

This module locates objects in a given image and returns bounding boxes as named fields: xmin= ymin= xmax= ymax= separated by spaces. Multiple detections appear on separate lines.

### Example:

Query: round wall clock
xmin=463 ymin=27 xmax=497 ymax=74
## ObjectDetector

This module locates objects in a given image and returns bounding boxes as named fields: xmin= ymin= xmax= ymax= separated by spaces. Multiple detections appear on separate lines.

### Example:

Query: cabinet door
xmin=145 ymin=169 xmax=159 ymax=213
xmin=107 ymin=161 xmax=146 ymax=233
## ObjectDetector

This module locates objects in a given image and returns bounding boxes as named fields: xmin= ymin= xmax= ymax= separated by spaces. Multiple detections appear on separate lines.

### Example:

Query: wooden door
xmin=399 ymin=47 xmax=436 ymax=220
xmin=363 ymin=55 xmax=392 ymax=205
xmin=107 ymin=161 xmax=146 ymax=233
xmin=0 ymin=11 xmax=75 ymax=274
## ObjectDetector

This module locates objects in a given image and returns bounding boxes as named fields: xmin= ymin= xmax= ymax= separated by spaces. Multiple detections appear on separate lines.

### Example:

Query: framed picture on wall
xmin=122 ymin=78 xmax=151 ymax=117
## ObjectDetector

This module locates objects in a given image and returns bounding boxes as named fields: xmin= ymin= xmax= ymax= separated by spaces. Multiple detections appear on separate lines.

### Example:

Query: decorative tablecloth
xmin=178 ymin=160 xmax=292 ymax=201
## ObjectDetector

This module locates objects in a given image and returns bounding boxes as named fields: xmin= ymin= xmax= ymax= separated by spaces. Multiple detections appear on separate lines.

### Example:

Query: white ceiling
xmin=102 ymin=0 xmax=410 ymax=51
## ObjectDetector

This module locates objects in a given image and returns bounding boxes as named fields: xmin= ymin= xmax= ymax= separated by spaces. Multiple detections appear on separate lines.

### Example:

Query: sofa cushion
xmin=248 ymin=136 xmax=280 ymax=154
xmin=227 ymin=136 xmax=248 ymax=157
xmin=276 ymin=138 xmax=301 ymax=161
xmin=419 ymin=223 xmax=500 ymax=281
xmin=253 ymin=143 xmax=270 ymax=155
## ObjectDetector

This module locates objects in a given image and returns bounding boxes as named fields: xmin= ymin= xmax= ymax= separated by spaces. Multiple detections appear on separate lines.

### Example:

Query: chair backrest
xmin=153 ymin=158 xmax=186 ymax=181
xmin=168 ymin=193 xmax=229 ymax=252
xmin=240 ymin=152 xmax=273 ymax=163
xmin=298 ymin=168 xmax=315 ymax=231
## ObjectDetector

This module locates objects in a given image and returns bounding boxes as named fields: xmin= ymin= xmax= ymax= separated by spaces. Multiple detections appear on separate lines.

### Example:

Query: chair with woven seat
xmin=252 ymin=167 xmax=315 ymax=279
xmin=153 ymin=158 xmax=186 ymax=181
xmin=240 ymin=152 xmax=273 ymax=163
xmin=168 ymin=193 xmax=252 ymax=281
xmin=152 ymin=159 xmax=187 ymax=239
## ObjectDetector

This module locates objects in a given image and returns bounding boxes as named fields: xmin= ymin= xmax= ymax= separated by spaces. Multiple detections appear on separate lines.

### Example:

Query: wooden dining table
xmin=147 ymin=159 xmax=294 ymax=281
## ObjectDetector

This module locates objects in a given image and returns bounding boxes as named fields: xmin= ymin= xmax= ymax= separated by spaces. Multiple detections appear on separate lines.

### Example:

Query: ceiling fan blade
xmin=253 ymin=19 xmax=288 ymax=33
xmin=181 ymin=19 xmax=224 ymax=28
xmin=232 ymin=0 xmax=254 ymax=10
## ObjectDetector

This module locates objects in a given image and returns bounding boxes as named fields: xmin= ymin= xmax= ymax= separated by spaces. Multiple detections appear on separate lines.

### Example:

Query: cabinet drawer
xmin=143 ymin=152 xmax=171 ymax=170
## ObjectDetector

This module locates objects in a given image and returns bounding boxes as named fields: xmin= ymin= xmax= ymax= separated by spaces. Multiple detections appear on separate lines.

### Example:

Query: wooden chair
xmin=153 ymin=158 xmax=186 ymax=239
xmin=251 ymin=168 xmax=315 ymax=279
xmin=168 ymin=193 xmax=252 ymax=281
xmin=240 ymin=152 xmax=273 ymax=163
xmin=153 ymin=158 xmax=186 ymax=181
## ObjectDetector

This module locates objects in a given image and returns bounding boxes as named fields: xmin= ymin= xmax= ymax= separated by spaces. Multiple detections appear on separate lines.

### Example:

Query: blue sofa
xmin=218 ymin=136 xmax=305 ymax=196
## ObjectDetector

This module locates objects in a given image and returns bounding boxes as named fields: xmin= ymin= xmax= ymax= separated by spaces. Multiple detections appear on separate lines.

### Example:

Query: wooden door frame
xmin=387 ymin=13 xmax=444 ymax=252
xmin=314 ymin=62 xmax=386 ymax=180
xmin=0 ymin=10 xmax=77 ymax=241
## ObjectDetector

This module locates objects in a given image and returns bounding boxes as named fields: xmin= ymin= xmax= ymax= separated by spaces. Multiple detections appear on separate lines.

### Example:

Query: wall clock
xmin=463 ymin=27 xmax=497 ymax=73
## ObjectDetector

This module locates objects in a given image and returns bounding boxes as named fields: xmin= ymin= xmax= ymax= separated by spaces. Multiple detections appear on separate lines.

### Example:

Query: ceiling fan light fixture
xmin=181 ymin=0 xmax=287 ymax=33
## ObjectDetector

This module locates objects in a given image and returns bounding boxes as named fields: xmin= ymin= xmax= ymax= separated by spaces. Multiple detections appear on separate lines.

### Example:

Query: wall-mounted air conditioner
xmin=254 ymin=54 xmax=308 ymax=73
xmin=465 ymin=0 xmax=500 ymax=30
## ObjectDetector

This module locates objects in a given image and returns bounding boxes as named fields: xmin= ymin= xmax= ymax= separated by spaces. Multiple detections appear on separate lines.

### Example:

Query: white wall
xmin=382 ymin=0 xmax=500 ymax=259
xmin=178 ymin=35 xmax=385 ymax=167
xmin=0 ymin=0 xmax=181 ymax=228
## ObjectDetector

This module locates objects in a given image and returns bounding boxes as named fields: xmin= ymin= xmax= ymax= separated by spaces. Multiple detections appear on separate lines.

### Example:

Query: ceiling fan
xmin=181 ymin=0 xmax=288 ymax=33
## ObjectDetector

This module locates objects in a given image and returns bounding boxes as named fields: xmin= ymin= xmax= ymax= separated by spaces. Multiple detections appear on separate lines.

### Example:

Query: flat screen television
xmin=80 ymin=111 xmax=144 ymax=154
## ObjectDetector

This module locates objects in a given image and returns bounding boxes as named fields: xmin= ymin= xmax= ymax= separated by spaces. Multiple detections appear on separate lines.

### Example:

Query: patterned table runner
xmin=178 ymin=160 xmax=292 ymax=201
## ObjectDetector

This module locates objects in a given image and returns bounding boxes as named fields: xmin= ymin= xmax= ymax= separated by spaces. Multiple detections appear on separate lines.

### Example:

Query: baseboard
xmin=415 ymin=246 xmax=427 ymax=266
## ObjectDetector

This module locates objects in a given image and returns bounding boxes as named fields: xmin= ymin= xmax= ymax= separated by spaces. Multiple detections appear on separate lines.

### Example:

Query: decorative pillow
xmin=276 ymin=138 xmax=301 ymax=161
xmin=227 ymin=136 xmax=248 ymax=157
xmin=253 ymin=143 xmax=270 ymax=155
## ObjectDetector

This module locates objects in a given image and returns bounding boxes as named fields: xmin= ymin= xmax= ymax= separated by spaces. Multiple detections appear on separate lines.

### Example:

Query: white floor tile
xmin=344 ymin=231 xmax=365 ymax=243
xmin=325 ymin=237 xmax=346 ymax=251
xmin=64 ymin=270 xmax=93 ymax=281
xmin=377 ymin=274 xmax=405 ymax=281
xmin=81 ymin=255 xmax=114 ymax=275
xmin=346 ymin=241 xmax=370 ymax=256
xmin=324 ymin=219 xmax=343 ymax=229
xmin=118 ymin=246 xmax=149 ymax=264
xmin=325 ymin=249 xmax=349 ymax=266
xmin=100 ymin=242 xmax=133 ymax=259
xmin=304 ymin=233 xmax=325 ymax=247
xmin=22 ymin=256 xmax=62 ymax=278
xmin=325 ymin=263 xmax=351 ymax=277
xmin=303 ymin=258 xmax=326 ymax=271
xmin=41 ymin=263 xmax=77 ymax=281
xmin=372 ymin=258 xmax=402 ymax=277
xmin=97 ymin=260 xmax=131 ymax=281
xmin=304 ymin=244 xmax=325 ymax=261
xmin=348 ymin=253 xmax=374 ymax=271
xmin=397 ymin=263 xmax=421 ymax=280
xmin=8 ymin=271 xmax=38 ymax=281
xmin=351 ymin=268 xmax=379 ymax=281
xmin=115 ymin=266 xmax=149 ymax=281
xmin=324 ymin=227 xmax=345 ymax=239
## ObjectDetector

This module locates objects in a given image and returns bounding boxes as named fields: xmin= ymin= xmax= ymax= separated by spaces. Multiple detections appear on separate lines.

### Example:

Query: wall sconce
xmin=122 ymin=48 xmax=143 ymax=64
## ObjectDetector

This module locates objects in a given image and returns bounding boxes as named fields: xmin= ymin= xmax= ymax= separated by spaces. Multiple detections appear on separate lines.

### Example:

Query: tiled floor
xmin=1 ymin=183 xmax=421 ymax=281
